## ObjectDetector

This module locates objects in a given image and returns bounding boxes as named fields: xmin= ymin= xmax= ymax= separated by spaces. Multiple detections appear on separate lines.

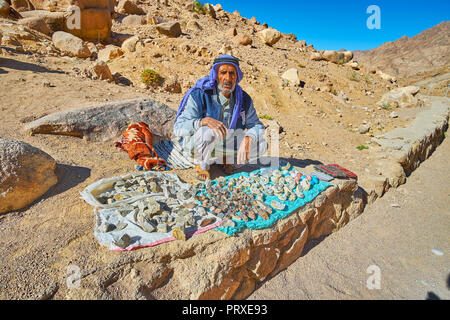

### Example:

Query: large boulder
xmin=258 ymin=28 xmax=281 ymax=46
xmin=234 ymin=33 xmax=252 ymax=46
xmin=21 ymin=10 xmax=66 ymax=32
xmin=117 ymin=0 xmax=145 ymax=15
xmin=18 ymin=17 xmax=51 ymax=36
xmin=321 ymin=50 xmax=353 ymax=64
xmin=155 ymin=22 xmax=182 ymax=38
xmin=52 ymin=31 xmax=91 ymax=58
xmin=67 ymin=8 xmax=112 ymax=42
xmin=281 ymin=68 xmax=301 ymax=87
xmin=0 ymin=138 xmax=57 ymax=214
xmin=377 ymin=86 xmax=421 ymax=109
xmin=24 ymin=98 xmax=177 ymax=141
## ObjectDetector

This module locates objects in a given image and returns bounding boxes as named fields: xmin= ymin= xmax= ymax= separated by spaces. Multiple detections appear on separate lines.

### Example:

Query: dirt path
xmin=249 ymin=132 xmax=450 ymax=300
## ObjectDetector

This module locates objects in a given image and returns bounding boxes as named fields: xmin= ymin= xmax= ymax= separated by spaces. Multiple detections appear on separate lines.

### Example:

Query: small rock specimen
xmin=199 ymin=217 xmax=216 ymax=228
xmin=114 ymin=234 xmax=131 ymax=249
xmin=270 ymin=200 xmax=286 ymax=211
xmin=172 ymin=225 xmax=186 ymax=241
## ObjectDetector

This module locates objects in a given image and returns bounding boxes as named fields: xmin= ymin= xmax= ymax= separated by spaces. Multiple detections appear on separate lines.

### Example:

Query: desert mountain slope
xmin=354 ymin=21 xmax=450 ymax=84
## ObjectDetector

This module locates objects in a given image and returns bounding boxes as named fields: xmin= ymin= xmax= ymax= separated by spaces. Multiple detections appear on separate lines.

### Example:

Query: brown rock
xmin=89 ymin=60 xmax=113 ymax=81
xmin=20 ymin=10 xmax=66 ymax=32
xmin=200 ymin=217 xmax=216 ymax=228
xmin=0 ymin=138 xmax=58 ymax=214
xmin=18 ymin=17 xmax=51 ymax=36
xmin=98 ymin=44 xmax=123 ymax=61
xmin=234 ymin=33 xmax=252 ymax=46
xmin=52 ymin=31 xmax=91 ymax=58
xmin=0 ymin=0 xmax=11 ymax=17
xmin=155 ymin=22 xmax=181 ymax=38
xmin=117 ymin=0 xmax=145 ymax=15
xmin=164 ymin=77 xmax=182 ymax=93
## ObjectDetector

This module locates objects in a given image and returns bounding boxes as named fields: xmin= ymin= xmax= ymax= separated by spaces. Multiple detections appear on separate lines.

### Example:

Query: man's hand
xmin=237 ymin=136 xmax=252 ymax=165
xmin=201 ymin=117 xmax=228 ymax=138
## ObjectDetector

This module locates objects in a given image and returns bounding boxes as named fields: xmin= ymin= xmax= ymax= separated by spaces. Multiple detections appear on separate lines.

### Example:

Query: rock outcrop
xmin=155 ymin=21 xmax=182 ymax=38
xmin=0 ymin=138 xmax=58 ymax=214
xmin=97 ymin=44 xmax=123 ymax=61
xmin=24 ymin=98 xmax=177 ymax=141
xmin=281 ymin=68 xmax=301 ymax=87
xmin=258 ymin=28 xmax=281 ymax=46
xmin=18 ymin=17 xmax=51 ymax=35
xmin=21 ymin=10 xmax=66 ymax=32
xmin=117 ymin=0 xmax=145 ymax=15
xmin=52 ymin=31 xmax=91 ymax=58
xmin=377 ymin=86 xmax=421 ymax=109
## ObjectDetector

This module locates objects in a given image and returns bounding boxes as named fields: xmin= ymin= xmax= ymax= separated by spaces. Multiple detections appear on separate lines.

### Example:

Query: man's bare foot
xmin=195 ymin=165 xmax=210 ymax=181
xmin=221 ymin=164 xmax=234 ymax=175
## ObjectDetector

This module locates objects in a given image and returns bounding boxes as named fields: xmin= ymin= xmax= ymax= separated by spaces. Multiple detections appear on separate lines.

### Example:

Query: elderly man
xmin=174 ymin=55 xmax=268 ymax=180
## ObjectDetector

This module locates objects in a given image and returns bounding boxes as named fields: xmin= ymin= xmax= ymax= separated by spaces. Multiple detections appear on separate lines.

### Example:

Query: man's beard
xmin=218 ymin=82 xmax=236 ymax=94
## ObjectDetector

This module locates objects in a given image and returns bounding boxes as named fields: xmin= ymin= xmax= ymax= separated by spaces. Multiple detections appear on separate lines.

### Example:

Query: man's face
xmin=217 ymin=64 xmax=237 ymax=93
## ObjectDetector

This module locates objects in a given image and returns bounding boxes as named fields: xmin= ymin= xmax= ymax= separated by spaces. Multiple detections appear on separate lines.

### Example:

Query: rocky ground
xmin=0 ymin=0 xmax=448 ymax=299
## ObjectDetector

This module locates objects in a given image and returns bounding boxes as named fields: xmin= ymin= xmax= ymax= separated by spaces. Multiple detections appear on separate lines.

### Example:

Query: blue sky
xmin=214 ymin=0 xmax=449 ymax=51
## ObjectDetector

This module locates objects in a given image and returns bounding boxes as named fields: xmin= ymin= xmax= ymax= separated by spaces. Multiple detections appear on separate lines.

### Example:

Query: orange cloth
xmin=116 ymin=122 xmax=167 ymax=170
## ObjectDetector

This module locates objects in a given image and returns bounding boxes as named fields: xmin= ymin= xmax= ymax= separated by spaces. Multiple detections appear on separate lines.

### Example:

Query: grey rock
xmin=114 ymin=234 xmax=131 ymax=248
xmin=359 ymin=123 xmax=371 ymax=134
xmin=25 ymin=98 xmax=176 ymax=141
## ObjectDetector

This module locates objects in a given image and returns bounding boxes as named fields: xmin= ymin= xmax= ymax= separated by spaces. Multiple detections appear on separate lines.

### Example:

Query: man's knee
xmin=195 ymin=126 xmax=217 ymax=145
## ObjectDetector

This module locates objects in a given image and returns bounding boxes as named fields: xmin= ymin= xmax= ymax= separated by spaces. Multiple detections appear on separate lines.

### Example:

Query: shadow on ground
xmin=0 ymin=57 xmax=65 ymax=74
xmin=42 ymin=164 xmax=91 ymax=200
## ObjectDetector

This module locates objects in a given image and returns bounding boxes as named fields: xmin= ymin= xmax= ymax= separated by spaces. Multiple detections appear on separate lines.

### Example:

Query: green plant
xmin=141 ymin=69 xmax=162 ymax=87
xmin=297 ymin=63 xmax=306 ymax=68
xmin=259 ymin=114 xmax=273 ymax=120
xmin=356 ymin=145 xmax=369 ymax=150
xmin=192 ymin=0 xmax=206 ymax=14
xmin=349 ymin=71 xmax=359 ymax=82
xmin=381 ymin=103 xmax=392 ymax=110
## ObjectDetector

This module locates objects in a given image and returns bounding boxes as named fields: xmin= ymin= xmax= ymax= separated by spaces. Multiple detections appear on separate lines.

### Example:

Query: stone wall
xmin=363 ymin=97 xmax=449 ymax=203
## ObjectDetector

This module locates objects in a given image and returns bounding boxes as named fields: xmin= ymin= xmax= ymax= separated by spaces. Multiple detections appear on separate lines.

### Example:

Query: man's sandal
xmin=195 ymin=165 xmax=211 ymax=181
